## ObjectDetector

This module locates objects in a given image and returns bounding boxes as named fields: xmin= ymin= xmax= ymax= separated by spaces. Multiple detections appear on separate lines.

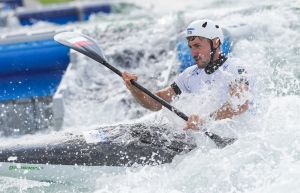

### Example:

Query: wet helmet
xmin=186 ymin=19 xmax=224 ymax=44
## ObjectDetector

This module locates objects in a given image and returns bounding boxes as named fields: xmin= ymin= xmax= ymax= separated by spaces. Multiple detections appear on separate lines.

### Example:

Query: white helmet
xmin=186 ymin=19 xmax=224 ymax=44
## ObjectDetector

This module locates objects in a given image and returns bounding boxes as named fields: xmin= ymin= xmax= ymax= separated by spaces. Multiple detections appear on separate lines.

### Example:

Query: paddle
xmin=54 ymin=31 xmax=236 ymax=148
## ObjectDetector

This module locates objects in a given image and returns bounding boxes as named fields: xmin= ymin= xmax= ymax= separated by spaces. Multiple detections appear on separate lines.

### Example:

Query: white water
xmin=1 ymin=0 xmax=300 ymax=192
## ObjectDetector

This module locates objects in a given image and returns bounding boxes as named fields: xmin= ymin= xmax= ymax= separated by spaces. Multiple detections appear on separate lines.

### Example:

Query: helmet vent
xmin=202 ymin=22 xmax=207 ymax=28
xmin=215 ymin=25 xmax=219 ymax=28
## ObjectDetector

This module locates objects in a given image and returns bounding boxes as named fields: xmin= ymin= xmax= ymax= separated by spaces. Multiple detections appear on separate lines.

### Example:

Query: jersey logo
xmin=222 ymin=63 xmax=229 ymax=70
xmin=205 ymin=80 xmax=215 ymax=85
xmin=238 ymin=68 xmax=245 ymax=74
xmin=205 ymin=80 xmax=211 ymax=84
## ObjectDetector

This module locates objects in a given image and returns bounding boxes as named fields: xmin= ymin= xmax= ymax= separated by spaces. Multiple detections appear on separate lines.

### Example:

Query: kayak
xmin=0 ymin=123 xmax=196 ymax=183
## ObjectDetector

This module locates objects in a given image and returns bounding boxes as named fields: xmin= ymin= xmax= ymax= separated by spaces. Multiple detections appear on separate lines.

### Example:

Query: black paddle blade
xmin=205 ymin=132 xmax=237 ymax=148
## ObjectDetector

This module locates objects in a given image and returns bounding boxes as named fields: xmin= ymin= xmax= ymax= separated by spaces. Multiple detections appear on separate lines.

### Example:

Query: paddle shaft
xmin=87 ymin=49 xmax=190 ymax=120
xmin=85 ymin=49 xmax=227 ymax=141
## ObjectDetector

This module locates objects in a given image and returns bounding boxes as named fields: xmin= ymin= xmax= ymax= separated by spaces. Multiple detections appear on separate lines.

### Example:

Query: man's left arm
xmin=211 ymin=81 xmax=249 ymax=120
xmin=184 ymin=81 xmax=249 ymax=130
xmin=185 ymin=66 xmax=250 ymax=130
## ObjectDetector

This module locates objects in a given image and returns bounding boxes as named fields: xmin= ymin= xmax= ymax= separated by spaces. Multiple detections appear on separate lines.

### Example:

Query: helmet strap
xmin=204 ymin=39 xmax=226 ymax=74
xmin=209 ymin=40 xmax=217 ymax=64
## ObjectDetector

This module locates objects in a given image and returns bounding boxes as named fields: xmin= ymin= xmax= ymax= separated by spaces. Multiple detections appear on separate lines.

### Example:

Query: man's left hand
xmin=183 ymin=114 xmax=206 ymax=131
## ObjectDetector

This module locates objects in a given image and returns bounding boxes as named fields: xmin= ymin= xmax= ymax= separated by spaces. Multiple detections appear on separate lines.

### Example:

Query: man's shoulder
xmin=220 ymin=57 xmax=256 ymax=87
xmin=180 ymin=65 xmax=199 ymax=76
xmin=222 ymin=57 xmax=248 ymax=75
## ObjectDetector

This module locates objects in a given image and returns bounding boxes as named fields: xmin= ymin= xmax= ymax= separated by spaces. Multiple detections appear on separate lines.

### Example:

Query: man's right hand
xmin=122 ymin=71 xmax=138 ymax=91
xmin=121 ymin=71 xmax=175 ymax=111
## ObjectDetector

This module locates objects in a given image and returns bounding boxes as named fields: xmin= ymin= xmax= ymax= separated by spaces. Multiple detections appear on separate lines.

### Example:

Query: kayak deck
xmin=0 ymin=123 xmax=196 ymax=167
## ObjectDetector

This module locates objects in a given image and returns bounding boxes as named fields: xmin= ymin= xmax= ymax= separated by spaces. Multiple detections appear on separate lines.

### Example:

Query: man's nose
xmin=191 ymin=49 xmax=198 ymax=56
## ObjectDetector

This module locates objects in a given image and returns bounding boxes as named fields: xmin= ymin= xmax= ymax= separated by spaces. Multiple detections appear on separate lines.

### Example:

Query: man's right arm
xmin=122 ymin=71 xmax=177 ymax=111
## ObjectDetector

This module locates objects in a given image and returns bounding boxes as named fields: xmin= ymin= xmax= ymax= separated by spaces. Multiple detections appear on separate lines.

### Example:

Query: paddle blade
xmin=54 ymin=31 xmax=106 ymax=61
xmin=54 ymin=31 xmax=122 ymax=76
xmin=211 ymin=134 xmax=237 ymax=148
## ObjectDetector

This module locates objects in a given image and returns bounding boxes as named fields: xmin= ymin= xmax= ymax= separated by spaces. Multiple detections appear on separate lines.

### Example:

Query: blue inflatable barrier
xmin=16 ymin=2 xmax=111 ymax=26
xmin=18 ymin=7 xmax=79 ymax=26
xmin=82 ymin=4 xmax=111 ymax=21
xmin=177 ymin=32 xmax=232 ymax=72
xmin=0 ymin=31 xmax=70 ymax=101
xmin=0 ymin=71 xmax=65 ymax=101
xmin=0 ymin=0 xmax=23 ymax=10
xmin=0 ymin=40 xmax=69 ymax=76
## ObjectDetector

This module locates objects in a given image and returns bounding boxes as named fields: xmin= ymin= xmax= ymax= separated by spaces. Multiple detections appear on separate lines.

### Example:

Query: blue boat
xmin=0 ymin=29 xmax=70 ymax=135
xmin=0 ymin=30 xmax=70 ymax=101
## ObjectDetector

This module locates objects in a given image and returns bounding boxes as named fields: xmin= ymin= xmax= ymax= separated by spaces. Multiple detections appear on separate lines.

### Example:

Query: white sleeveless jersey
xmin=174 ymin=58 xmax=249 ymax=105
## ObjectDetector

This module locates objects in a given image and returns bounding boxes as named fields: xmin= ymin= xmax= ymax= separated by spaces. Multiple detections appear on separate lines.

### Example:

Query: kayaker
xmin=122 ymin=19 xmax=250 ymax=130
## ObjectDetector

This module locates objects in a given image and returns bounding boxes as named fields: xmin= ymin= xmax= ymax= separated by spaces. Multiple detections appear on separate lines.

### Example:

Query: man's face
xmin=187 ymin=36 xmax=211 ymax=69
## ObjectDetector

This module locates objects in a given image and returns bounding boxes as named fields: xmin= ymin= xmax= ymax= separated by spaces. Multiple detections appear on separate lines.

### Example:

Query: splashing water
xmin=0 ymin=0 xmax=299 ymax=192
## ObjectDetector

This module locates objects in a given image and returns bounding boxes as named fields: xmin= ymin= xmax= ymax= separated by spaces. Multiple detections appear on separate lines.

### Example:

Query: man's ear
xmin=213 ymin=38 xmax=221 ymax=48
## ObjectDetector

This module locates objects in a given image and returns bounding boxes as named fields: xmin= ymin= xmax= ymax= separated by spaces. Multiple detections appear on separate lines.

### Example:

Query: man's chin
xmin=196 ymin=63 xmax=207 ymax=69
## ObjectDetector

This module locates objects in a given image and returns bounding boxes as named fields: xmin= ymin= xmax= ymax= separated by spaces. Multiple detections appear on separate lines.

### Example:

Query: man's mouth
xmin=193 ymin=53 xmax=206 ymax=62
xmin=194 ymin=55 xmax=204 ymax=62
xmin=194 ymin=57 xmax=201 ymax=62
